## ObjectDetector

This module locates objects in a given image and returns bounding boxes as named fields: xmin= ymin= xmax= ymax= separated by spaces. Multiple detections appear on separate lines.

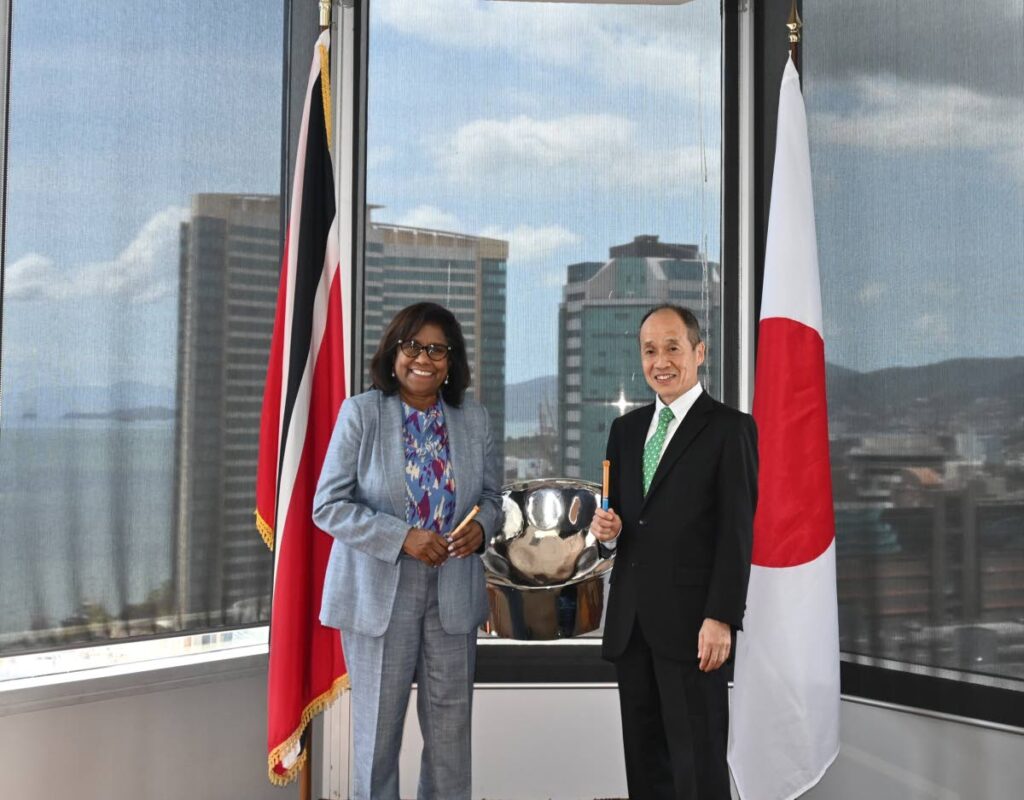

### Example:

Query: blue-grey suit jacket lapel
xmin=380 ymin=392 xmax=408 ymax=520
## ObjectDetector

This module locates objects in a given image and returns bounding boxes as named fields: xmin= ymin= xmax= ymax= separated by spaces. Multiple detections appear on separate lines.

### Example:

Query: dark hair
xmin=639 ymin=304 xmax=703 ymax=348
xmin=369 ymin=302 xmax=471 ymax=407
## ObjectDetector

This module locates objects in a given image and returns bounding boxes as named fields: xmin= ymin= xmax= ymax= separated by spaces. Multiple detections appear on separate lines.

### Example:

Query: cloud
xmin=378 ymin=205 xmax=580 ymax=266
xmin=541 ymin=271 xmax=567 ymax=289
xmin=912 ymin=312 xmax=952 ymax=345
xmin=437 ymin=113 xmax=713 ymax=194
xmin=393 ymin=204 xmax=461 ymax=231
xmin=479 ymin=224 xmax=581 ymax=264
xmin=367 ymin=145 xmax=394 ymax=172
xmin=375 ymin=0 xmax=709 ymax=101
xmin=6 ymin=206 xmax=188 ymax=303
xmin=811 ymin=76 xmax=1024 ymax=182
xmin=805 ymin=0 xmax=1023 ymax=98
xmin=857 ymin=282 xmax=886 ymax=303
xmin=4 ymin=253 xmax=61 ymax=302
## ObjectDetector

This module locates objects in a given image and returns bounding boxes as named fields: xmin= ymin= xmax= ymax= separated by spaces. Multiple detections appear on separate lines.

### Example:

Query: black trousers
xmin=613 ymin=619 xmax=731 ymax=800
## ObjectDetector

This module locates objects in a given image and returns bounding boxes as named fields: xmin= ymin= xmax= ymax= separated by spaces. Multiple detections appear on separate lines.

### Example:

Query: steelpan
xmin=481 ymin=478 xmax=614 ymax=639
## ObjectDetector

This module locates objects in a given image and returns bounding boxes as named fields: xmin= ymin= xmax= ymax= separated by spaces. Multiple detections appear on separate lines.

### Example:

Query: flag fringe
xmin=318 ymin=43 xmax=332 ymax=153
xmin=255 ymin=509 xmax=275 ymax=551
xmin=266 ymin=671 xmax=350 ymax=786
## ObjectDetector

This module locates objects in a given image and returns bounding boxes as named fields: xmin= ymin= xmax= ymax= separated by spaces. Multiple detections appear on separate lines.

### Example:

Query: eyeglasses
xmin=397 ymin=339 xmax=451 ymax=362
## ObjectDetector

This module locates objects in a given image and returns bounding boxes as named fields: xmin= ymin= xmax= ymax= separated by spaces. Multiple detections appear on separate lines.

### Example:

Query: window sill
xmin=0 ymin=629 xmax=269 ymax=718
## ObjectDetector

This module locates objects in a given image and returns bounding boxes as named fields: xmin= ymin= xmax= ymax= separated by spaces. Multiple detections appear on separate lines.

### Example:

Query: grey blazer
xmin=314 ymin=389 xmax=502 ymax=636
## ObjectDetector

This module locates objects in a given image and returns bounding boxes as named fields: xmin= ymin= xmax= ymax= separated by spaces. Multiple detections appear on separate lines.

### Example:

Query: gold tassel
xmin=255 ymin=509 xmax=275 ymax=551
xmin=319 ymin=43 xmax=332 ymax=153
xmin=267 ymin=673 xmax=351 ymax=786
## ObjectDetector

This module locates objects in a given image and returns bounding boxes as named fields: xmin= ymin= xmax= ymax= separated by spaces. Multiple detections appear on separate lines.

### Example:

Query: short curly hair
xmin=369 ymin=302 xmax=471 ymax=407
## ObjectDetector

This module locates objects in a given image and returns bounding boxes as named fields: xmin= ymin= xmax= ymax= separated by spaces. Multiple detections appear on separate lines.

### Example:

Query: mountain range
xmin=3 ymin=356 xmax=1019 ymax=433
xmin=503 ymin=356 xmax=1023 ymax=435
xmin=826 ymin=356 xmax=1024 ymax=432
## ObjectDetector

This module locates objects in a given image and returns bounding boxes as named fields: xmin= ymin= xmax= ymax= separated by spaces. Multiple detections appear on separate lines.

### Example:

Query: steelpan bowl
xmin=481 ymin=478 xmax=614 ymax=640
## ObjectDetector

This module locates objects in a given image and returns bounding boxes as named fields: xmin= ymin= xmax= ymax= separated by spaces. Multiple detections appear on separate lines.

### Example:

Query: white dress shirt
xmin=645 ymin=381 xmax=704 ymax=461
xmin=604 ymin=382 xmax=703 ymax=548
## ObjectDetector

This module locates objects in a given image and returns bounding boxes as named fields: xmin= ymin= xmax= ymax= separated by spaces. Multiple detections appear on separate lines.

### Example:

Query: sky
xmin=1 ymin=0 xmax=1021 ymax=398
xmin=365 ymin=0 xmax=723 ymax=384
xmin=1 ymin=1 xmax=284 ymax=395
xmin=803 ymin=0 xmax=1024 ymax=372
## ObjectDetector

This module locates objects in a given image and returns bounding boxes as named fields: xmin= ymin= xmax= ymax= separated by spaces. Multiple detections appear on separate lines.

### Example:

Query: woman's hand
xmin=402 ymin=527 xmax=449 ymax=567
xmin=447 ymin=520 xmax=484 ymax=558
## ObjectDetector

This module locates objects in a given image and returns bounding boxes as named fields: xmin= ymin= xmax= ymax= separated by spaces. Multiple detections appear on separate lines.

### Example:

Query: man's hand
xmin=447 ymin=520 xmax=484 ymax=558
xmin=590 ymin=507 xmax=622 ymax=542
xmin=697 ymin=618 xmax=732 ymax=672
xmin=402 ymin=527 xmax=449 ymax=567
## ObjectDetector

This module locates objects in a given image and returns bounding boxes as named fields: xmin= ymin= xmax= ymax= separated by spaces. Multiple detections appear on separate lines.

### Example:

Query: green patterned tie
xmin=643 ymin=406 xmax=675 ymax=495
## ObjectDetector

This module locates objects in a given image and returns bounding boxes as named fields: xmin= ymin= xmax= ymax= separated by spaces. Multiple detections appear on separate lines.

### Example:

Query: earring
xmin=391 ymin=370 xmax=395 ymax=378
xmin=444 ymin=376 xmax=449 ymax=385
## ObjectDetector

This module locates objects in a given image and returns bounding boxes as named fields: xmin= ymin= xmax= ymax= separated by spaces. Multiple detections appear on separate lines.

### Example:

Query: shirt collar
xmin=655 ymin=381 xmax=703 ymax=422
xmin=402 ymin=398 xmax=444 ymax=424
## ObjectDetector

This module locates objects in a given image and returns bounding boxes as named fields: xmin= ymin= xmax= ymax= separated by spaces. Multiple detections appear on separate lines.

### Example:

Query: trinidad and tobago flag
xmin=256 ymin=29 xmax=347 ymax=786
xmin=728 ymin=57 xmax=841 ymax=800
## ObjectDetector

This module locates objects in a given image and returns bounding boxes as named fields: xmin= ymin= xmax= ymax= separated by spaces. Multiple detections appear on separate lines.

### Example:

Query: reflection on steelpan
xmin=481 ymin=478 xmax=614 ymax=640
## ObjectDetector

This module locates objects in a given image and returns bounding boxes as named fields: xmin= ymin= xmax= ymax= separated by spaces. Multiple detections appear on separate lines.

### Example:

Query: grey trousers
xmin=343 ymin=556 xmax=477 ymax=800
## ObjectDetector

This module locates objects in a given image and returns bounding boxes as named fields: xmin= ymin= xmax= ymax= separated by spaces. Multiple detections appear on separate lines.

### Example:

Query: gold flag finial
xmin=787 ymin=0 xmax=802 ymax=46
xmin=319 ymin=0 xmax=332 ymax=30
xmin=787 ymin=0 xmax=802 ymax=69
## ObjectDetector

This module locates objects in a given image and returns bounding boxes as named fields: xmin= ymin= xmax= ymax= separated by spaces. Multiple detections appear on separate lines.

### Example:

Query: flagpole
xmin=299 ymin=725 xmax=313 ymax=800
xmin=787 ymin=0 xmax=802 ymax=73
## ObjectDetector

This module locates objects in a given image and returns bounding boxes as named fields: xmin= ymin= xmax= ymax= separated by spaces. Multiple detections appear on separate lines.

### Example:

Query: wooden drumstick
xmin=446 ymin=505 xmax=481 ymax=557
xmin=602 ymin=460 xmax=611 ymax=510
xmin=448 ymin=505 xmax=480 ymax=540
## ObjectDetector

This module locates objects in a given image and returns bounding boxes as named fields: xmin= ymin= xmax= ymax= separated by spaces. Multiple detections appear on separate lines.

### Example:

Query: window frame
xmin=0 ymin=0 xmax=308 ymax=691
xmin=751 ymin=0 xmax=1024 ymax=728
xmin=344 ymin=1 xmax=1024 ymax=728
xmin=348 ymin=0 xmax=741 ymax=682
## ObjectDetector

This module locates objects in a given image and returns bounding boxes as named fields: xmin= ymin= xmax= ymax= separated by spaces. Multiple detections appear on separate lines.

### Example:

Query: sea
xmin=0 ymin=423 xmax=176 ymax=648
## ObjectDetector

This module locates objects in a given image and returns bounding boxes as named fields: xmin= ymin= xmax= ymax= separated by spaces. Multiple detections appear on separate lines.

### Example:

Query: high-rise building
xmin=173 ymin=193 xmax=280 ymax=626
xmin=558 ymin=235 xmax=721 ymax=482
xmin=363 ymin=219 xmax=509 ymax=452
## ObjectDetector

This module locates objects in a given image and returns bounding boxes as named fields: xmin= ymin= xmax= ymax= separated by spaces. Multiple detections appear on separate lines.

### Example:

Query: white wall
xmin=320 ymin=685 xmax=1023 ymax=800
xmin=2 ymin=664 xmax=1021 ymax=800
xmin=804 ymin=699 xmax=1023 ymax=800
xmin=0 ymin=656 xmax=281 ymax=800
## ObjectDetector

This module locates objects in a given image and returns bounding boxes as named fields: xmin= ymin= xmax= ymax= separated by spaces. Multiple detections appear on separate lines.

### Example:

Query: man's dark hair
xmin=369 ymin=302 xmax=471 ymax=407
xmin=639 ymin=304 xmax=703 ymax=348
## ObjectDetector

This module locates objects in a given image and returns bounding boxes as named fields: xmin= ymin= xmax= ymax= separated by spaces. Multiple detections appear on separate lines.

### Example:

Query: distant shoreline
xmin=63 ymin=406 xmax=175 ymax=422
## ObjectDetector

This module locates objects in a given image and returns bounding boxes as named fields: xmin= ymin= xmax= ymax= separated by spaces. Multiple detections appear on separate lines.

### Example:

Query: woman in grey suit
xmin=313 ymin=301 xmax=501 ymax=800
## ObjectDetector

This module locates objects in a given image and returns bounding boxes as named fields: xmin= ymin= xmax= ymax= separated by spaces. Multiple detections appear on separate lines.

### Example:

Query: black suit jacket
xmin=601 ymin=391 xmax=758 ymax=662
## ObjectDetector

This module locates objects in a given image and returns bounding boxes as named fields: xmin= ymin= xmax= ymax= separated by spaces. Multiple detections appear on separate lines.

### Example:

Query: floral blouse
xmin=402 ymin=400 xmax=457 ymax=535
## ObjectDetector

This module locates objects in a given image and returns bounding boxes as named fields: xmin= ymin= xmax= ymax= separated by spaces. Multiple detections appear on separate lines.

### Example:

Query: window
xmin=805 ymin=2 xmax=1024 ymax=689
xmin=0 ymin=2 xmax=284 ymax=663
xmin=361 ymin=0 xmax=723 ymax=491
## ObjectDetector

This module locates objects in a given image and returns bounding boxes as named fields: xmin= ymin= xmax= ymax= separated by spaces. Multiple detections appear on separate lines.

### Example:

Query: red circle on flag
xmin=752 ymin=317 xmax=835 ymax=567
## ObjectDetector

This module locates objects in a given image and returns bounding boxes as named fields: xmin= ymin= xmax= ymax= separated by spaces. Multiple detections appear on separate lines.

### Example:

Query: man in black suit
xmin=591 ymin=304 xmax=758 ymax=800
